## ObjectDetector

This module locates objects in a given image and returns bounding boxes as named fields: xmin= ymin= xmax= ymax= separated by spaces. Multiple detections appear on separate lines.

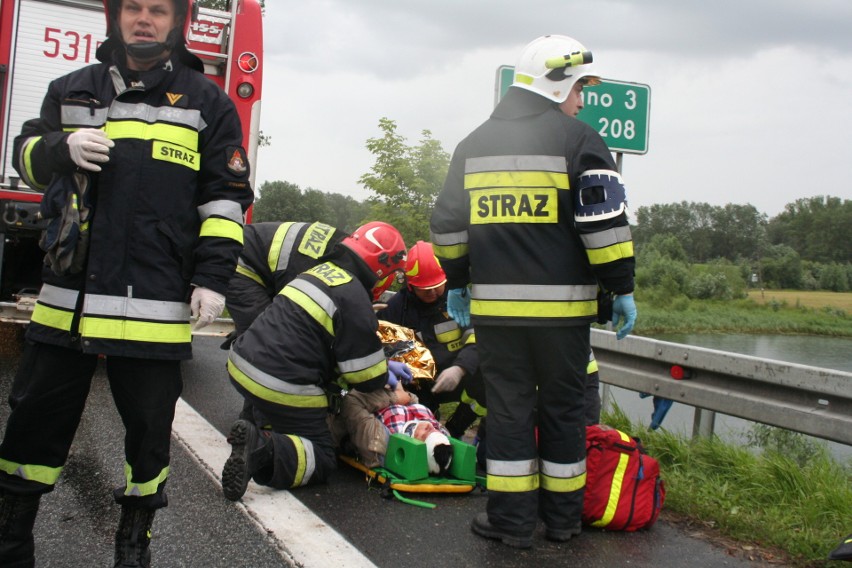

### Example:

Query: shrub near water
xmin=602 ymin=406 xmax=851 ymax=567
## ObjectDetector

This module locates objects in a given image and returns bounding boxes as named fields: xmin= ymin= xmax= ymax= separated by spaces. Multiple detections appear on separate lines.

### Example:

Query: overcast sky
xmin=253 ymin=1 xmax=852 ymax=219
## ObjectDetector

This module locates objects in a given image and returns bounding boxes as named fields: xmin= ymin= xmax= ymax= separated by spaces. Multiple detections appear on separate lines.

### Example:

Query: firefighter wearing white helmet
xmin=1 ymin=0 xmax=252 ymax=565
xmin=512 ymin=34 xmax=601 ymax=103
xmin=431 ymin=34 xmax=637 ymax=548
xmin=222 ymin=222 xmax=412 ymax=502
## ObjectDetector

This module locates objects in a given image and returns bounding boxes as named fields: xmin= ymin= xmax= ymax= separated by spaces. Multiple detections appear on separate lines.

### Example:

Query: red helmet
xmin=405 ymin=241 xmax=447 ymax=290
xmin=342 ymin=222 xmax=407 ymax=300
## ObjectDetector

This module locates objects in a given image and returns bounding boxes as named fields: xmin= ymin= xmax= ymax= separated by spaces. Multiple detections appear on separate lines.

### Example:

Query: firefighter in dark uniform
xmin=376 ymin=240 xmax=486 ymax=438
xmin=430 ymin=35 xmax=637 ymax=548
xmin=0 ymin=1 xmax=252 ymax=566
xmin=225 ymin=221 xmax=346 ymax=337
xmin=221 ymin=222 xmax=410 ymax=500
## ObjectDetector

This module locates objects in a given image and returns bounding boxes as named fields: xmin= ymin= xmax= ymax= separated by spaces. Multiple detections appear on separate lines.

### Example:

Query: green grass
xmin=603 ymin=404 xmax=852 ymax=568
xmin=625 ymin=297 xmax=852 ymax=337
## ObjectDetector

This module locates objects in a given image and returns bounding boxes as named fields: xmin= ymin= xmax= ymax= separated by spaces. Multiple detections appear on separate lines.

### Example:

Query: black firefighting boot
xmin=0 ymin=491 xmax=41 ymax=568
xmin=444 ymin=403 xmax=478 ymax=440
xmin=222 ymin=419 xmax=273 ymax=501
xmin=114 ymin=504 xmax=156 ymax=568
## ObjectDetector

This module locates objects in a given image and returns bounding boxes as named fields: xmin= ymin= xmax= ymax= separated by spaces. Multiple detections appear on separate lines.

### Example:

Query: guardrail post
xmin=692 ymin=408 xmax=716 ymax=439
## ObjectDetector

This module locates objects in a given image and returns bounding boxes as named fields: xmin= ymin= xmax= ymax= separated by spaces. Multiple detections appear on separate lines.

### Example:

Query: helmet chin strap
xmin=125 ymin=41 xmax=170 ymax=61
xmin=120 ymin=25 xmax=183 ymax=63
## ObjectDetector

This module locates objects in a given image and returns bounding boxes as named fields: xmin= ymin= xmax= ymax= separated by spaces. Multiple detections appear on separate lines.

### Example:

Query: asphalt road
xmin=0 ymin=326 xmax=778 ymax=567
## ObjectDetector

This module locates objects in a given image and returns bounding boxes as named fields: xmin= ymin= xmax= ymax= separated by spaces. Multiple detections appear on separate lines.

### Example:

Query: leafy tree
xmin=251 ymin=181 xmax=369 ymax=231
xmin=760 ymin=244 xmax=803 ymax=289
xmin=633 ymin=201 xmax=767 ymax=263
xmin=767 ymin=196 xmax=852 ymax=264
xmin=359 ymin=118 xmax=450 ymax=245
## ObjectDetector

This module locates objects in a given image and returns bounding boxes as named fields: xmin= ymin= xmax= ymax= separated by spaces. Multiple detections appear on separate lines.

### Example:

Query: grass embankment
xmin=603 ymin=406 xmax=851 ymax=568
xmin=631 ymin=290 xmax=852 ymax=337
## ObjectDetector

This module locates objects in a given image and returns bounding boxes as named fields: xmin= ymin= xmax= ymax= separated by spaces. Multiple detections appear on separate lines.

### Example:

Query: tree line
xmin=252 ymin=117 xmax=851 ymax=295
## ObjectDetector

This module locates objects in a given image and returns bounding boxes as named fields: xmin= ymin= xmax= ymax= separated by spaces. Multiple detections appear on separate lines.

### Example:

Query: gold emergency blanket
xmin=377 ymin=320 xmax=436 ymax=381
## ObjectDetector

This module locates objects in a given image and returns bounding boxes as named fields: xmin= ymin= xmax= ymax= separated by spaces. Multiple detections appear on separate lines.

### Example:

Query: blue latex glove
xmin=447 ymin=287 xmax=470 ymax=327
xmin=387 ymin=360 xmax=413 ymax=385
xmin=612 ymin=293 xmax=637 ymax=340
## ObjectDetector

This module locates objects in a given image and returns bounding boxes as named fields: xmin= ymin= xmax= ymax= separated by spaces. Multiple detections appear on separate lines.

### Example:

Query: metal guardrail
xmin=591 ymin=328 xmax=852 ymax=446
xmin=3 ymin=299 xmax=850 ymax=445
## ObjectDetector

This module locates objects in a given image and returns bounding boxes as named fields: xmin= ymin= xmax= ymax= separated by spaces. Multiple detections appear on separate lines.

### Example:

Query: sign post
xmin=495 ymin=67 xmax=651 ymax=155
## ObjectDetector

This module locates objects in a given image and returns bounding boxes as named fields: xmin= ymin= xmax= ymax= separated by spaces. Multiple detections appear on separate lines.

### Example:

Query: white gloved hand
xmin=67 ymin=128 xmax=114 ymax=172
xmin=432 ymin=365 xmax=465 ymax=393
xmin=190 ymin=286 xmax=226 ymax=330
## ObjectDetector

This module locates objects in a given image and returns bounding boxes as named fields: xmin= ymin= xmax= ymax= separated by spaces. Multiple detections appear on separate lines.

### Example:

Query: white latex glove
xmin=190 ymin=286 xmax=226 ymax=330
xmin=67 ymin=128 xmax=114 ymax=172
xmin=432 ymin=365 xmax=465 ymax=394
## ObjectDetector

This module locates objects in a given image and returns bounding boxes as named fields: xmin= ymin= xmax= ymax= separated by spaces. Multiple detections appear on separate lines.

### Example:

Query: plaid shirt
xmin=377 ymin=403 xmax=448 ymax=436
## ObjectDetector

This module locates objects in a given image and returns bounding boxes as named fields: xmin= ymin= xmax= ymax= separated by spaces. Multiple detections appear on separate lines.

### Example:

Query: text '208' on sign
xmin=578 ymin=79 xmax=651 ymax=155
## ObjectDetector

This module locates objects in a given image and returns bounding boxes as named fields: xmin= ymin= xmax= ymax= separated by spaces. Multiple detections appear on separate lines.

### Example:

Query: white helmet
xmin=512 ymin=35 xmax=601 ymax=103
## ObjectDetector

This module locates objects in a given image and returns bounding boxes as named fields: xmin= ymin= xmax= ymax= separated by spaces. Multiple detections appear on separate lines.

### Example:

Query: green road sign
xmin=495 ymin=67 xmax=651 ymax=154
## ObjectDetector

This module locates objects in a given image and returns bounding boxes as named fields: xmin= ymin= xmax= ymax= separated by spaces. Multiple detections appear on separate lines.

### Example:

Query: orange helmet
xmin=342 ymin=222 xmax=407 ymax=300
xmin=405 ymin=241 xmax=447 ymax=290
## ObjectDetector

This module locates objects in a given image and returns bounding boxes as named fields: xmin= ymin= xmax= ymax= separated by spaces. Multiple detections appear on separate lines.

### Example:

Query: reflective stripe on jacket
xmin=15 ymin=56 xmax=253 ymax=359
xmin=430 ymin=87 xmax=634 ymax=327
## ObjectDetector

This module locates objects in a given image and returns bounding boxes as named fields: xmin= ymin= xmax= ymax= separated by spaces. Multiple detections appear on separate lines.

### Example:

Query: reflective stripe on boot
xmin=0 ymin=492 xmax=40 ymax=568
xmin=114 ymin=505 xmax=155 ymax=568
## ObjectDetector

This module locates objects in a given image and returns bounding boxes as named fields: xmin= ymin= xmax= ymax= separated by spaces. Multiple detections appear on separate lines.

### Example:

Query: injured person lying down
xmin=338 ymin=383 xmax=453 ymax=475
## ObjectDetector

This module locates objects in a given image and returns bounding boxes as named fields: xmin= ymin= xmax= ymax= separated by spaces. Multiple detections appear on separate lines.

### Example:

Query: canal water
xmin=602 ymin=333 xmax=852 ymax=463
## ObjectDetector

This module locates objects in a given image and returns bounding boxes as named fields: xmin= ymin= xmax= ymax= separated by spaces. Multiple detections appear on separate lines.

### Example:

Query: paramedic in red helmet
xmin=222 ymin=222 xmax=411 ymax=501
xmin=0 ymin=0 xmax=252 ymax=566
xmin=430 ymin=34 xmax=637 ymax=549
xmin=376 ymin=241 xmax=487 ymax=440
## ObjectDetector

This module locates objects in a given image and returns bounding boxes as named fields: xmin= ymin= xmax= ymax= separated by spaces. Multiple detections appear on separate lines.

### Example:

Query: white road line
xmin=171 ymin=398 xmax=378 ymax=568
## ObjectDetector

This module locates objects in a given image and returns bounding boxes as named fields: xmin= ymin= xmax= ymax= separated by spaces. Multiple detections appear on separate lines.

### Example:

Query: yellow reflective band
xmin=281 ymin=286 xmax=334 ymax=336
xmin=200 ymin=217 xmax=244 ymax=243
xmin=435 ymin=327 xmax=462 ymax=344
xmin=287 ymin=434 xmax=308 ymax=487
xmin=460 ymin=391 xmax=487 ymax=417
xmin=540 ymin=471 xmax=586 ymax=493
xmin=591 ymin=430 xmax=632 ymax=528
xmin=486 ymin=473 xmax=539 ymax=493
xmin=470 ymin=187 xmax=559 ymax=225
xmin=297 ymin=222 xmax=336 ymax=259
xmin=432 ymin=242 xmax=468 ymax=261
xmin=340 ymin=358 xmax=385 ymax=386
xmin=228 ymin=359 xmax=328 ymax=408
xmin=0 ymin=457 xmax=63 ymax=485
xmin=79 ymin=317 xmax=191 ymax=344
xmin=515 ymin=73 xmax=533 ymax=86
xmin=235 ymin=264 xmax=265 ymax=286
xmin=123 ymin=462 xmax=169 ymax=497
xmin=471 ymin=299 xmax=596 ymax=319
xmin=268 ymin=222 xmax=296 ymax=270
xmin=586 ymin=241 xmax=635 ymax=265
xmin=306 ymin=262 xmax=352 ymax=287
xmin=152 ymin=141 xmax=200 ymax=171
xmin=587 ymin=358 xmax=599 ymax=374
xmin=465 ymin=171 xmax=569 ymax=191
xmin=22 ymin=136 xmax=46 ymax=190
xmin=105 ymin=120 xmax=198 ymax=151
xmin=30 ymin=303 xmax=75 ymax=331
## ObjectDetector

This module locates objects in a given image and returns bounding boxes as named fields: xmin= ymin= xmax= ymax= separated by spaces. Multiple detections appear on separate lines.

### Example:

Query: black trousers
xmin=0 ymin=341 xmax=181 ymax=508
xmin=478 ymin=325 xmax=589 ymax=536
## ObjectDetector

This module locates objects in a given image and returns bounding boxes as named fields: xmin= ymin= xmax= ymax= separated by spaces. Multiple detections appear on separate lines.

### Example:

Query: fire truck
xmin=0 ymin=0 xmax=263 ymax=325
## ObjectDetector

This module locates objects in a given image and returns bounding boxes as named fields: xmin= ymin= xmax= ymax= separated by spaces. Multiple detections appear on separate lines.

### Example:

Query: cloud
xmin=254 ymin=1 xmax=852 ymax=217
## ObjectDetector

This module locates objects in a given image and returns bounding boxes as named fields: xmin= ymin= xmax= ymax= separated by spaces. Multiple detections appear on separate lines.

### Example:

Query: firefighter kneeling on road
xmin=222 ymin=222 xmax=411 ymax=499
